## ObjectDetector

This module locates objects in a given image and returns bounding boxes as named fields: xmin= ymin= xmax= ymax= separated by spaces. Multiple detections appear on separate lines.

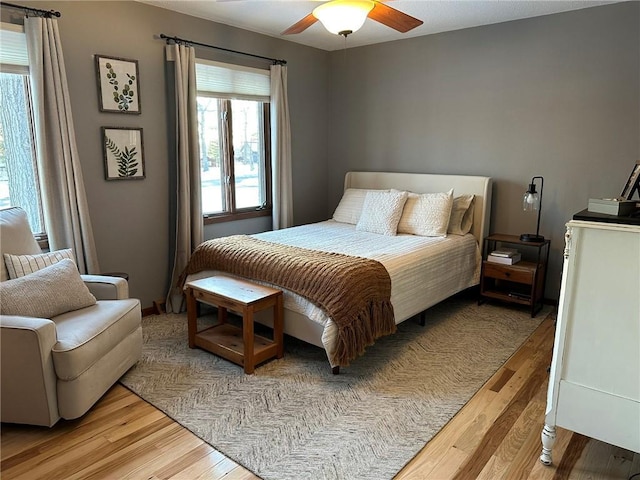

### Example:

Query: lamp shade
xmin=520 ymin=176 xmax=544 ymax=242
xmin=313 ymin=0 xmax=375 ymax=36
xmin=523 ymin=184 xmax=539 ymax=211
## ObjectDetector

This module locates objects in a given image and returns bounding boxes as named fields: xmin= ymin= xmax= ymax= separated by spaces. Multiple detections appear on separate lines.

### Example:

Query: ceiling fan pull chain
xmin=343 ymin=34 xmax=347 ymax=61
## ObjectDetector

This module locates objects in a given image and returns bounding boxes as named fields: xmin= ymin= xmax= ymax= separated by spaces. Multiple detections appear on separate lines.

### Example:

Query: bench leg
xmin=243 ymin=307 xmax=255 ymax=374
xmin=218 ymin=306 xmax=227 ymax=324
xmin=186 ymin=288 xmax=197 ymax=349
xmin=275 ymin=293 xmax=284 ymax=359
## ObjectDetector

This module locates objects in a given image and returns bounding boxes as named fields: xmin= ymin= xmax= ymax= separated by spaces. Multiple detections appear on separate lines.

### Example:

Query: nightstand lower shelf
xmin=479 ymin=268 xmax=544 ymax=316
xmin=481 ymin=289 xmax=532 ymax=305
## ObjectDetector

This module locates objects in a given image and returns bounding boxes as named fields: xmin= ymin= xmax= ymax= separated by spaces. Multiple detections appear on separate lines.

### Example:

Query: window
xmin=0 ymin=23 xmax=45 ymax=236
xmin=195 ymin=59 xmax=271 ymax=223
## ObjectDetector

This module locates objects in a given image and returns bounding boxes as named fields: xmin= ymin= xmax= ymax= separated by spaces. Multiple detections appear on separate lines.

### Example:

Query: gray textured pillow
xmin=0 ymin=259 xmax=96 ymax=318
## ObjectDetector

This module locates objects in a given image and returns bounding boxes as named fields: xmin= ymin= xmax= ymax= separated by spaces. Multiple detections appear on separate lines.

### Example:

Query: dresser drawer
xmin=483 ymin=263 xmax=534 ymax=284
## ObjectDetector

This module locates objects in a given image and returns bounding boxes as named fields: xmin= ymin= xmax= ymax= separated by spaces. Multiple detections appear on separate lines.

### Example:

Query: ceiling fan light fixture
xmin=312 ymin=0 xmax=375 ymax=36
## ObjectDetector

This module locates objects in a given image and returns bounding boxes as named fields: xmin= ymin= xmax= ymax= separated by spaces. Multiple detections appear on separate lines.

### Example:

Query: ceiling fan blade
xmin=281 ymin=13 xmax=318 ymax=35
xmin=368 ymin=1 xmax=423 ymax=33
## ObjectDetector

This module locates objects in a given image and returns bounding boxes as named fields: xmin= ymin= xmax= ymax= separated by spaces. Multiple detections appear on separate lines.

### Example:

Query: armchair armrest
xmin=81 ymin=275 xmax=129 ymax=300
xmin=0 ymin=315 xmax=59 ymax=426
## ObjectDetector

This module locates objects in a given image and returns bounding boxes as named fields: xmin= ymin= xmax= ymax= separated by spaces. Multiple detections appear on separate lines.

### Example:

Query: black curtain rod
xmin=160 ymin=34 xmax=286 ymax=66
xmin=1 ymin=2 xmax=61 ymax=17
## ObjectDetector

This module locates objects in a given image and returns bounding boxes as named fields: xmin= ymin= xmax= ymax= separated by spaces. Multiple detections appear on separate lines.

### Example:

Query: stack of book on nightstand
xmin=487 ymin=248 xmax=521 ymax=265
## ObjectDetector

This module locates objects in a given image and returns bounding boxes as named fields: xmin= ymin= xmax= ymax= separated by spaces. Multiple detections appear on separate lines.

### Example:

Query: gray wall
xmin=327 ymin=2 xmax=640 ymax=300
xmin=23 ymin=1 xmax=330 ymax=308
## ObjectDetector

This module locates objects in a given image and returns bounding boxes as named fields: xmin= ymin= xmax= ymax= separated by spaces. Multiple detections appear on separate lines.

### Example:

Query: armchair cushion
xmin=4 ymin=248 xmax=74 ymax=279
xmin=0 ymin=259 xmax=96 ymax=319
xmin=52 ymin=299 xmax=141 ymax=381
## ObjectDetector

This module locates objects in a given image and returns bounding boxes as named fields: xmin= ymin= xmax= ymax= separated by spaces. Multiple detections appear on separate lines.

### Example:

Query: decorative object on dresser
xmin=479 ymin=234 xmax=550 ymax=317
xmin=540 ymin=215 xmax=640 ymax=466
xmin=520 ymin=176 xmax=545 ymax=242
xmin=586 ymin=161 xmax=640 ymax=216
xmin=621 ymin=160 xmax=640 ymax=200
xmin=587 ymin=197 xmax=637 ymax=216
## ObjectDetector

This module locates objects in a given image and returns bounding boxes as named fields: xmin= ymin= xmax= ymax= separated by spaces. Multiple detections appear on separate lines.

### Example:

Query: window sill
xmin=35 ymin=236 xmax=49 ymax=252
xmin=204 ymin=208 xmax=272 ymax=225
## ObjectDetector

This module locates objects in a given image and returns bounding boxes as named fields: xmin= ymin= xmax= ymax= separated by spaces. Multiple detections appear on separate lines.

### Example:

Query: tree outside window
xmin=0 ymin=72 xmax=44 ymax=234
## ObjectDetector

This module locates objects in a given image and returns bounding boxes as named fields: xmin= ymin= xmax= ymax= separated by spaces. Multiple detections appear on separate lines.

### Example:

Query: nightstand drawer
xmin=483 ymin=263 xmax=534 ymax=284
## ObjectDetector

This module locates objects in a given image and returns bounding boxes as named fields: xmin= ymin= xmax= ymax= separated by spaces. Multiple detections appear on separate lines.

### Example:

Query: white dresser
xmin=540 ymin=218 xmax=640 ymax=466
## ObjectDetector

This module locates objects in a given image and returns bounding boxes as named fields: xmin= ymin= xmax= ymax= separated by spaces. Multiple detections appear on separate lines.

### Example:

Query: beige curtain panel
xmin=166 ymin=43 xmax=203 ymax=313
xmin=270 ymin=64 xmax=293 ymax=230
xmin=25 ymin=16 xmax=100 ymax=274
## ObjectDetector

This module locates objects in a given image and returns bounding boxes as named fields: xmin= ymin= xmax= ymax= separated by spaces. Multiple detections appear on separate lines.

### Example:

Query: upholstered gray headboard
xmin=344 ymin=171 xmax=493 ymax=246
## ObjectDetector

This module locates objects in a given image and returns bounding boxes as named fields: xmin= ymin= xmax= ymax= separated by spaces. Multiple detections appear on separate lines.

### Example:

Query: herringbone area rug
xmin=121 ymin=293 xmax=548 ymax=480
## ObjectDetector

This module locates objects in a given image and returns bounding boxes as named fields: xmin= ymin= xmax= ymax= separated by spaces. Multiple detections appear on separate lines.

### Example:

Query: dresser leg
xmin=539 ymin=423 xmax=556 ymax=466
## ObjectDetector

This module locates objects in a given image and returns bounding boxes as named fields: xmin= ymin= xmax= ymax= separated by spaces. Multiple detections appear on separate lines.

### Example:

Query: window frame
xmin=0 ymin=22 xmax=47 ymax=242
xmin=198 ymin=97 xmax=272 ymax=225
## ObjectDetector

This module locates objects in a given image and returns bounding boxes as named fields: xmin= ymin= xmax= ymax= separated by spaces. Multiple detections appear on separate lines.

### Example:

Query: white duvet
xmin=187 ymin=220 xmax=480 ymax=366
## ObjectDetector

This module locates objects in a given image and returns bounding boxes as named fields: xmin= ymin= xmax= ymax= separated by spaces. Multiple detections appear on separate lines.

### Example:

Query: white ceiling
xmin=140 ymin=0 xmax=620 ymax=51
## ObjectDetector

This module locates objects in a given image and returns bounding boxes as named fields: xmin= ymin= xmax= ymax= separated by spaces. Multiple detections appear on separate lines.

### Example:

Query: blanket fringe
xmin=331 ymin=301 xmax=397 ymax=367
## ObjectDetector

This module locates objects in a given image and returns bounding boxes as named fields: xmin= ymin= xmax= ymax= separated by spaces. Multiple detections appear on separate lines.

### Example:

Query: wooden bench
xmin=184 ymin=275 xmax=284 ymax=374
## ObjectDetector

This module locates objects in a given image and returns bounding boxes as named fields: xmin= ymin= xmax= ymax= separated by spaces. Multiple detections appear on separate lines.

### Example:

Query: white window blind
xmin=196 ymin=59 xmax=270 ymax=102
xmin=0 ymin=23 xmax=29 ymax=74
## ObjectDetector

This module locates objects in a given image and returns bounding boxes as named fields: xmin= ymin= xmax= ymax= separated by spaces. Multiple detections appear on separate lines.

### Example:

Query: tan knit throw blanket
xmin=180 ymin=235 xmax=396 ymax=366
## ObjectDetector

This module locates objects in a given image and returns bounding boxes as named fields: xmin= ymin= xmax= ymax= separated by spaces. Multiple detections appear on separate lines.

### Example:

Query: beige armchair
xmin=0 ymin=207 xmax=142 ymax=426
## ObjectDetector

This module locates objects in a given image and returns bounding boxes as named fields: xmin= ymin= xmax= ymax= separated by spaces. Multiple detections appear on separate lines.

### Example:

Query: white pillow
xmin=448 ymin=195 xmax=475 ymax=235
xmin=4 ymin=248 xmax=75 ymax=279
xmin=397 ymin=190 xmax=454 ymax=237
xmin=332 ymin=188 xmax=389 ymax=225
xmin=356 ymin=190 xmax=408 ymax=236
xmin=0 ymin=259 xmax=97 ymax=319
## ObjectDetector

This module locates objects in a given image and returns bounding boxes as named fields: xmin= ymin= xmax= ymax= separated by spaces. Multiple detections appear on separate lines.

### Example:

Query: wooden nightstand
xmin=479 ymin=234 xmax=550 ymax=317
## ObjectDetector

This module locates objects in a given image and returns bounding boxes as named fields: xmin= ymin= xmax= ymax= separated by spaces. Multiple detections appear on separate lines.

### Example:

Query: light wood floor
xmin=2 ymin=311 xmax=638 ymax=480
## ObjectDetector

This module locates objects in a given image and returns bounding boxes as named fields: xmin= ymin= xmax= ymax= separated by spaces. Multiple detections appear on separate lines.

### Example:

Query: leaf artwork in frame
xmin=95 ymin=55 xmax=141 ymax=114
xmin=102 ymin=127 xmax=145 ymax=180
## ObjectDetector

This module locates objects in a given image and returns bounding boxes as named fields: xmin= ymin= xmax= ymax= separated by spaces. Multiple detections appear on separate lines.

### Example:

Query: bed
xmin=184 ymin=171 xmax=493 ymax=371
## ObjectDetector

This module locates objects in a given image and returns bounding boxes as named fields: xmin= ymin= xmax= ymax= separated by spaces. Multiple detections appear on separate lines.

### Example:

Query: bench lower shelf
xmin=194 ymin=324 xmax=280 ymax=369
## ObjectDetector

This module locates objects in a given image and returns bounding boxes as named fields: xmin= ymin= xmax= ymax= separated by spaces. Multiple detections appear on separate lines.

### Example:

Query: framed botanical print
xmin=102 ymin=127 xmax=145 ymax=180
xmin=95 ymin=55 xmax=141 ymax=114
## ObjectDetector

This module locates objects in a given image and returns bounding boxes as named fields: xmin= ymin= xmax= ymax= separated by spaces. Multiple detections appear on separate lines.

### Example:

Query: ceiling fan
xmin=281 ymin=0 xmax=423 ymax=38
